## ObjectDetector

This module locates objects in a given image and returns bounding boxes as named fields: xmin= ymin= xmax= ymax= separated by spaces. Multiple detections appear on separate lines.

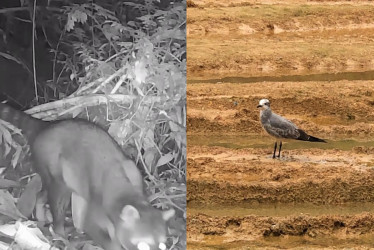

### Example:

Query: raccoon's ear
xmin=162 ymin=209 xmax=175 ymax=221
xmin=120 ymin=205 xmax=140 ymax=226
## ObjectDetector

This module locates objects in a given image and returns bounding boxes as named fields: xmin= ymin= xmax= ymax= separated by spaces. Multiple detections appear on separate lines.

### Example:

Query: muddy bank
xmin=188 ymin=213 xmax=374 ymax=240
xmin=188 ymin=213 xmax=374 ymax=249
xmin=187 ymin=2 xmax=374 ymax=77
xmin=187 ymin=146 xmax=374 ymax=205
xmin=186 ymin=80 xmax=374 ymax=248
xmin=190 ymin=0 xmax=374 ymax=8
xmin=187 ymin=1 xmax=374 ymax=248
xmin=187 ymin=145 xmax=374 ymax=248
xmin=187 ymin=81 xmax=374 ymax=137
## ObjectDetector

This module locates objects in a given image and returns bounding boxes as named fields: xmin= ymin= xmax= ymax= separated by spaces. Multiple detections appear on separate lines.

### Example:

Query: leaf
xmin=0 ymin=223 xmax=17 ymax=237
xmin=11 ymin=145 xmax=22 ymax=168
xmin=82 ymin=242 xmax=103 ymax=250
xmin=109 ymin=120 xmax=132 ymax=143
xmin=14 ymin=221 xmax=53 ymax=250
xmin=134 ymin=59 xmax=148 ymax=84
xmin=71 ymin=108 xmax=83 ymax=118
xmin=0 ymin=178 xmax=20 ymax=189
xmin=17 ymin=175 xmax=42 ymax=218
xmin=118 ymin=42 xmax=133 ymax=48
xmin=172 ymin=132 xmax=183 ymax=149
xmin=169 ymin=120 xmax=179 ymax=132
xmin=156 ymin=153 xmax=173 ymax=167
xmin=66 ymin=8 xmax=88 ymax=32
xmin=144 ymin=148 xmax=157 ymax=172
xmin=3 ymin=143 xmax=11 ymax=158
xmin=0 ymin=190 xmax=26 ymax=220
xmin=143 ymin=129 xmax=155 ymax=150
xmin=0 ymin=127 xmax=13 ymax=156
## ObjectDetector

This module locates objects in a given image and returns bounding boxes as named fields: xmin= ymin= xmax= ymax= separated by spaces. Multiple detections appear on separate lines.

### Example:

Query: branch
xmin=25 ymin=95 xmax=160 ymax=120
xmin=0 ymin=7 xmax=62 ymax=14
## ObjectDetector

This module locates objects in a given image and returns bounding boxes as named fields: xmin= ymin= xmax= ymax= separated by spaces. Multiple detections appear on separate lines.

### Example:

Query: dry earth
xmin=187 ymin=1 xmax=374 ymax=248
xmin=187 ymin=0 xmax=374 ymax=78
xmin=187 ymin=81 xmax=374 ymax=137
xmin=187 ymin=81 xmax=374 ymax=249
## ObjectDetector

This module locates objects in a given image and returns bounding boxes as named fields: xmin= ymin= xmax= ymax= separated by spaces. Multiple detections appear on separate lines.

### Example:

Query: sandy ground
xmin=187 ymin=81 xmax=374 ymax=249
xmin=187 ymin=0 xmax=374 ymax=248
xmin=187 ymin=146 xmax=374 ymax=204
xmin=187 ymin=1 xmax=374 ymax=78
xmin=187 ymin=81 xmax=374 ymax=137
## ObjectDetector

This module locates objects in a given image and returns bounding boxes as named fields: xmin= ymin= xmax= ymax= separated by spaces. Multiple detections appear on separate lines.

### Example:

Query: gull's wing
xmin=263 ymin=112 xmax=301 ymax=139
xmin=263 ymin=112 xmax=326 ymax=142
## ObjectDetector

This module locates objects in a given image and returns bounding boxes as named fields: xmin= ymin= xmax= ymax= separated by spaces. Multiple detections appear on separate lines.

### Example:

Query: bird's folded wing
xmin=265 ymin=113 xmax=300 ymax=139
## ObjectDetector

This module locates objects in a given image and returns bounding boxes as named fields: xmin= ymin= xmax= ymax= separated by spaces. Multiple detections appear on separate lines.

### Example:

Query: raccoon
xmin=0 ymin=103 xmax=174 ymax=250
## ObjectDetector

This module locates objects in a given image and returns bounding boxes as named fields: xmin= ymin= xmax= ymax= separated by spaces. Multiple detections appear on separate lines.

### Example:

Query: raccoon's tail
xmin=0 ymin=103 xmax=47 ymax=143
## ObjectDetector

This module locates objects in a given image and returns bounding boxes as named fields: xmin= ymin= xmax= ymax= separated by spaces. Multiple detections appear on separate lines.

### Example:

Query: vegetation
xmin=0 ymin=0 xmax=186 ymax=249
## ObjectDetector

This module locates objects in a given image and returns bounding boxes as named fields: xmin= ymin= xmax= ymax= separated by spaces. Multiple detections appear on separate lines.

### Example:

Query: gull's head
xmin=257 ymin=99 xmax=270 ymax=110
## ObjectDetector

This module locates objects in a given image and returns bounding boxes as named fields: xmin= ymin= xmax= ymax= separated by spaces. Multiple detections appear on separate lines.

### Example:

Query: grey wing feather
xmin=265 ymin=113 xmax=300 ymax=139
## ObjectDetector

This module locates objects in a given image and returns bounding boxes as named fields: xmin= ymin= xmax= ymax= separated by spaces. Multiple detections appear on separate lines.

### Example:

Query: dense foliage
xmin=0 ymin=0 xmax=186 ymax=249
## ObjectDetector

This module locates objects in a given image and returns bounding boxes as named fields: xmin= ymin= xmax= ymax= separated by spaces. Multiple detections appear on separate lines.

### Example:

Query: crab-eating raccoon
xmin=0 ymin=103 xmax=174 ymax=250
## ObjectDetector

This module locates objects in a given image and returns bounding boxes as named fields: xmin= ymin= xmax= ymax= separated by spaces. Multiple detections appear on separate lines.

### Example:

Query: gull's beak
xmin=257 ymin=105 xmax=262 ymax=108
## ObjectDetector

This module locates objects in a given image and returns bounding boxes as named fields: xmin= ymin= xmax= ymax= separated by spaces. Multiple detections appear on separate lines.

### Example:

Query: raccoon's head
xmin=111 ymin=203 xmax=175 ymax=250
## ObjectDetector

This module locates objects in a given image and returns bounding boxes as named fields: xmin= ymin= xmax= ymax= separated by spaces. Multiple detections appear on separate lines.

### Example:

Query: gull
xmin=257 ymin=99 xmax=326 ymax=158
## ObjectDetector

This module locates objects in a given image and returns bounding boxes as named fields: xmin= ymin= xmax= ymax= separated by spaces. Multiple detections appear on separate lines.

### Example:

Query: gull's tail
xmin=307 ymin=135 xmax=327 ymax=143
xmin=297 ymin=129 xmax=327 ymax=143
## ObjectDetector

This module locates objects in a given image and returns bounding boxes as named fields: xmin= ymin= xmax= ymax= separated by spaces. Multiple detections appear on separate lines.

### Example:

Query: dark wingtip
xmin=296 ymin=129 xmax=326 ymax=143
xmin=308 ymin=135 xmax=327 ymax=143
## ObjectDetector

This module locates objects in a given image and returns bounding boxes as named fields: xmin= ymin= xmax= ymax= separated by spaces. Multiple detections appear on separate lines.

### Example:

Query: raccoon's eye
xmin=137 ymin=242 xmax=150 ymax=250
xmin=159 ymin=242 xmax=166 ymax=250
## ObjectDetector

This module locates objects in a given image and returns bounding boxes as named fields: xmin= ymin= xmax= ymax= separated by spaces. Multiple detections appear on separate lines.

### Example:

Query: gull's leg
xmin=273 ymin=141 xmax=277 ymax=159
xmin=278 ymin=141 xmax=282 ymax=158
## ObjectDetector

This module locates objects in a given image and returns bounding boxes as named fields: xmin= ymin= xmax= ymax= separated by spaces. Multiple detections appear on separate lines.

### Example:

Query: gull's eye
xmin=159 ymin=242 xmax=166 ymax=250
xmin=137 ymin=242 xmax=150 ymax=250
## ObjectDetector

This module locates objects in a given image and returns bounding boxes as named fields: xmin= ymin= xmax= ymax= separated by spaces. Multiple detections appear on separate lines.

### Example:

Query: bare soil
xmin=188 ymin=213 xmax=374 ymax=249
xmin=187 ymin=1 xmax=374 ymax=78
xmin=187 ymin=146 xmax=374 ymax=205
xmin=187 ymin=1 xmax=374 ymax=248
xmin=187 ymin=81 xmax=374 ymax=249
xmin=187 ymin=81 xmax=374 ymax=137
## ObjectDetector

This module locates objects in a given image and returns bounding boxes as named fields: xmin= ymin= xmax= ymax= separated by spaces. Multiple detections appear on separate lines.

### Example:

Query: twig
xmin=0 ymin=6 xmax=62 ymax=14
xmin=72 ymin=77 xmax=105 ymax=96
xmin=92 ymin=67 xmax=126 ymax=93
xmin=155 ymin=194 xmax=184 ymax=213
xmin=26 ymin=95 xmax=160 ymax=120
xmin=111 ymin=73 xmax=128 ymax=94
xmin=32 ymin=0 xmax=38 ymax=104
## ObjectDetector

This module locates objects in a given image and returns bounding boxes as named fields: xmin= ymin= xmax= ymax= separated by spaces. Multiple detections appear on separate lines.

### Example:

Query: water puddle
xmin=187 ymin=134 xmax=374 ymax=151
xmin=261 ymin=235 xmax=374 ymax=249
xmin=188 ymin=202 xmax=374 ymax=217
xmin=187 ymin=70 xmax=374 ymax=84
xmin=188 ymin=235 xmax=374 ymax=249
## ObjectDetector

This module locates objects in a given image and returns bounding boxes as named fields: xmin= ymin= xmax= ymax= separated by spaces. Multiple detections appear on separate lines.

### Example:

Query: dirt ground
xmin=187 ymin=81 xmax=374 ymax=248
xmin=187 ymin=81 xmax=374 ymax=137
xmin=187 ymin=0 xmax=374 ymax=78
xmin=187 ymin=1 xmax=374 ymax=248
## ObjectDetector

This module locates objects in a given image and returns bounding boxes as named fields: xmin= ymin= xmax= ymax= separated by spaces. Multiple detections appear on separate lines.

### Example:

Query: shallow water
xmin=187 ymin=134 xmax=374 ymax=151
xmin=187 ymin=70 xmax=374 ymax=84
xmin=262 ymin=235 xmax=374 ymax=249
xmin=188 ymin=234 xmax=374 ymax=249
xmin=188 ymin=202 xmax=374 ymax=217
